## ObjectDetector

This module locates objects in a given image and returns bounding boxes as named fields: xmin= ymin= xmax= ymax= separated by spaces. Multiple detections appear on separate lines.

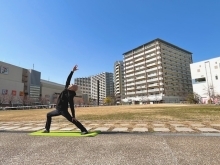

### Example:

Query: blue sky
xmin=0 ymin=0 xmax=220 ymax=84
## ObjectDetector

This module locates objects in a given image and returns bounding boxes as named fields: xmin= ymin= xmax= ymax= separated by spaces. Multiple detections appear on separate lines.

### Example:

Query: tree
xmin=0 ymin=94 xmax=8 ymax=105
xmin=16 ymin=96 xmax=25 ymax=105
xmin=186 ymin=92 xmax=201 ymax=104
xmin=103 ymin=97 xmax=112 ymax=105
xmin=203 ymin=84 xmax=219 ymax=104
xmin=40 ymin=97 xmax=47 ymax=104
xmin=74 ymin=97 xmax=83 ymax=106
xmin=24 ymin=96 xmax=34 ymax=106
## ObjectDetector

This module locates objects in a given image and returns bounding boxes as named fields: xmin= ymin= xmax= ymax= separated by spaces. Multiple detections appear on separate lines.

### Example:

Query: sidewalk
xmin=1 ymin=120 xmax=220 ymax=133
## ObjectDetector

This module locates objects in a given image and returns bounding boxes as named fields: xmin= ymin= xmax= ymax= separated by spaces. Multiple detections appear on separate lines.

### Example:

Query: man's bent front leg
xmin=45 ymin=109 xmax=61 ymax=131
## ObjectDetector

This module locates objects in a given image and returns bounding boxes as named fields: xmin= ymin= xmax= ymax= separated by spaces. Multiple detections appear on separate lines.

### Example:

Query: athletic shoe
xmin=42 ymin=129 xmax=50 ymax=133
xmin=81 ymin=131 xmax=88 ymax=135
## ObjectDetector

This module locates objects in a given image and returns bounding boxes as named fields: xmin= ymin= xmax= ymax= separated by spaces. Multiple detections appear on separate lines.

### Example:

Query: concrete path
xmin=1 ymin=120 xmax=220 ymax=134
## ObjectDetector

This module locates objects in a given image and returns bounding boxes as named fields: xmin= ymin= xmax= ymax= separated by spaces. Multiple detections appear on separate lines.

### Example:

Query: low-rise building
xmin=190 ymin=56 xmax=220 ymax=104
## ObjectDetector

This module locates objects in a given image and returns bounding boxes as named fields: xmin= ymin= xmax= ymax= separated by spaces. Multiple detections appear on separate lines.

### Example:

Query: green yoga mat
xmin=29 ymin=130 xmax=100 ymax=137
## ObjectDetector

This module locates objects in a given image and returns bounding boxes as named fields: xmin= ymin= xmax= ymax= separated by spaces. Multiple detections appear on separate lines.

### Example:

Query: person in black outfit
xmin=43 ymin=65 xmax=88 ymax=135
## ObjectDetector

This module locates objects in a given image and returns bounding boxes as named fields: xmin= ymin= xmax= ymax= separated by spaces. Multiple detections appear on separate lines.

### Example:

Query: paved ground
xmin=1 ymin=131 xmax=220 ymax=165
xmin=1 ymin=120 xmax=220 ymax=164
xmin=1 ymin=120 xmax=220 ymax=133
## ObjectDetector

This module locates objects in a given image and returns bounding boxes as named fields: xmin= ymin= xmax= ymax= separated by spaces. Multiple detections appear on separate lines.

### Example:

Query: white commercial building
xmin=190 ymin=56 xmax=220 ymax=104
xmin=0 ymin=61 xmax=24 ymax=105
xmin=0 ymin=61 xmax=82 ymax=106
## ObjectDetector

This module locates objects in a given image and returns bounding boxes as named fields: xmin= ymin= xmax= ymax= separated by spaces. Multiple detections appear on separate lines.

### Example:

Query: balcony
xmin=126 ymin=69 xmax=134 ymax=74
xmin=136 ymin=90 xmax=147 ymax=94
xmin=135 ymin=70 xmax=145 ymax=75
xmin=145 ymin=53 xmax=156 ymax=60
xmin=146 ymin=67 xmax=159 ymax=72
xmin=125 ymin=74 xmax=134 ymax=78
xmin=147 ymin=72 xmax=163 ymax=77
xmin=146 ymin=57 xmax=157 ymax=63
xmin=146 ymin=62 xmax=158 ymax=68
xmin=147 ymin=77 xmax=163 ymax=83
xmin=144 ymin=48 xmax=156 ymax=55
xmin=148 ymin=82 xmax=163 ymax=87
xmin=136 ymin=80 xmax=146 ymax=85
xmin=127 ymin=92 xmax=135 ymax=95
xmin=147 ymin=88 xmax=164 ymax=92
xmin=134 ymin=61 xmax=145 ymax=67
xmin=136 ymin=76 xmax=145 ymax=80
xmin=125 ymin=82 xmax=135 ymax=86
xmin=126 ymin=78 xmax=134 ymax=82
xmin=127 ymin=87 xmax=135 ymax=90
xmin=136 ymin=85 xmax=146 ymax=89
xmin=133 ymin=52 xmax=144 ymax=59
xmin=124 ymin=56 xmax=133 ymax=62
xmin=125 ymin=65 xmax=134 ymax=70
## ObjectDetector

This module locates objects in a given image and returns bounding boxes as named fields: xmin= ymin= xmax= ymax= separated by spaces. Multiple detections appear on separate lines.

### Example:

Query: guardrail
xmin=0 ymin=104 xmax=57 ymax=110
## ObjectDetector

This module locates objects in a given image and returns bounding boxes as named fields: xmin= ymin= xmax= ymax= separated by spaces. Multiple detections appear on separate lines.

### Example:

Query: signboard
xmin=12 ymin=90 xmax=16 ymax=96
xmin=19 ymin=91 xmax=24 ymax=96
xmin=2 ymin=89 xmax=8 ymax=95
xmin=0 ymin=66 xmax=9 ymax=74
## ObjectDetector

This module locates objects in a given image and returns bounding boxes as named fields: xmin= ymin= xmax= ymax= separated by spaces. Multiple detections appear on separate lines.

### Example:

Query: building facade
xmin=123 ymin=38 xmax=193 ymax=103
xmin=0 ymin=61 xmax=82 ymax=106
xmin=190 ymin=57 xmax=220 ymax=104
xmin=0 ymin=61 xmax=24 ymax=105
xmin=91 ymin=72 xmax=114 ymax=105
xmin=74 ymin=77 xmax=91 ymax=99
xmin=40 ymin=80 xmax=64 ymax=104
xmin=114 ymin=61 xmax=125 ymax=104
xmin=74 ymin=77 xmax=91 ymax=105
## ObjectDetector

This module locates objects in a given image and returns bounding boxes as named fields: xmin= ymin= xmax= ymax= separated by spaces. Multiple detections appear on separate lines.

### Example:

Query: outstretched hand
xmin=73 ymin=65 xmax=78 ymax=72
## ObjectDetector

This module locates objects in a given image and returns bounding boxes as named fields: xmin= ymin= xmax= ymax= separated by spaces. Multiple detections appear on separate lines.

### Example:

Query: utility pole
xmin=97 ymin=80 xmax=100 ymax=106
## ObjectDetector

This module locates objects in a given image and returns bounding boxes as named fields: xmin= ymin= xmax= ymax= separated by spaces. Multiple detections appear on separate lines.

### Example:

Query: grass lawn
xmin=0 ymin=104 xmax=220 ymax=122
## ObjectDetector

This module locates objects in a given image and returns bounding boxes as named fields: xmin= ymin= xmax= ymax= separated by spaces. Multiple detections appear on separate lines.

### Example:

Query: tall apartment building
xmin=74 ymin=77 xmax=91 ymax=98
xmin=74 ymin=77 xmax=91 ymax=103
xmin=114 ymin=61 xmax=125 ymax=104
xmin=190 ymin=56 xmax=220 ymax=104
xmin=91 ymin=72 xmax=114 ymax=105
xmin=123 ymin=38 xmax=193 ymax=103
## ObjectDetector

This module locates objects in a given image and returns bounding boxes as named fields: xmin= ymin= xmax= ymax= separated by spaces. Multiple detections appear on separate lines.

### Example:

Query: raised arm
xmin=65 ymin=71 xmax=73 ymax=88
xmin=65 ymin=65 xmax=78 ymax=88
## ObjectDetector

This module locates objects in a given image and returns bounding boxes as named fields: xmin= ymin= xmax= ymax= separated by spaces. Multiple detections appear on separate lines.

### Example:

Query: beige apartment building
xmin=114 ymin=61 xmax=125 ymax=104
xmin=123 ymin=38 xmax=193 ymax=103
xmin=74 ymin=77 xmax=91 ymax=104
xmin=91 ymin=72 xmax=114 ymax=105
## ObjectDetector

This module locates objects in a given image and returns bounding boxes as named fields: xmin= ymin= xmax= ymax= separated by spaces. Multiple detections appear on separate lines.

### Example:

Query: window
xmin=216 ymin=76 xmax=218 ymax=80
xmin=197 ymin=69 xmax=200 ymax=72
xmin=195 ymin=77 xmax=206 ymax=82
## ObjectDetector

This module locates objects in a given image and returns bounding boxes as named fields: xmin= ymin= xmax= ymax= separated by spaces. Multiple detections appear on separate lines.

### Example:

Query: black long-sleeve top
xmin=56 ymin=71 xmax=76 ymax=117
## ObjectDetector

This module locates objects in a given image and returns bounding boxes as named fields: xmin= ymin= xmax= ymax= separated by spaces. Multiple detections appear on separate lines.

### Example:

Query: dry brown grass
xmin=0 ymin=104 xmax=219 ymax=122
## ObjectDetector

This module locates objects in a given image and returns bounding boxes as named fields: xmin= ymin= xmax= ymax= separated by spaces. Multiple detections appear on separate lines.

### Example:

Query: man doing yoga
xmin=43 ymin=65 xmax=88 ymax=135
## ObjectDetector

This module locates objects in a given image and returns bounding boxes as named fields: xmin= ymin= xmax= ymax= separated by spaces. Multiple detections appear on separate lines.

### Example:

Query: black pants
xmin=45 ymin=109 xmax=87 ymax=132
